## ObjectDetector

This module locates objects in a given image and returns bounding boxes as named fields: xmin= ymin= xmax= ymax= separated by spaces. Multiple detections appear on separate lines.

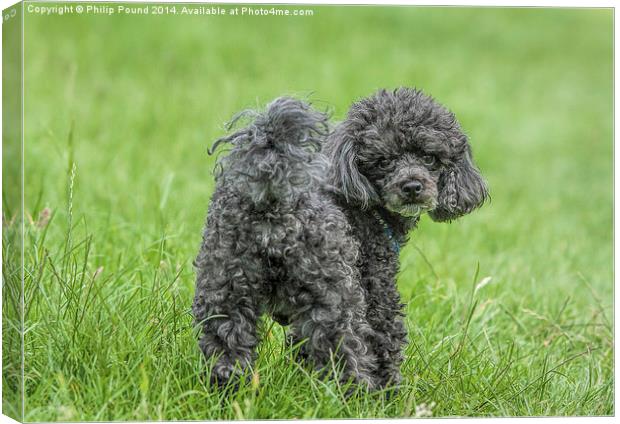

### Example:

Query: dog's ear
xmin=325 ymin=125 xmax=379 ymax=208
xmin=429 ymin=144 xmax=488 ymax=222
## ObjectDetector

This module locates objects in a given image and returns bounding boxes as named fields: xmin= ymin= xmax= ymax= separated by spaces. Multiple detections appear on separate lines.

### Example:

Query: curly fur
xmin=193 ymin=89 xmax=488 ymax=390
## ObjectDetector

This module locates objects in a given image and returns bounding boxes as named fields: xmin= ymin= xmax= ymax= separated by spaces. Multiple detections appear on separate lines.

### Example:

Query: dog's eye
xmin=377 ymin=159 xmax=392 ymax=170
xmin=422 ymin=155 xmax=437 ymax=167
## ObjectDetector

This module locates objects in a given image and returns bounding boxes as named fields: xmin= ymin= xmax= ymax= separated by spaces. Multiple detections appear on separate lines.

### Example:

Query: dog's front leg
xmin=364 ymin=273 xmax=408 ymax=389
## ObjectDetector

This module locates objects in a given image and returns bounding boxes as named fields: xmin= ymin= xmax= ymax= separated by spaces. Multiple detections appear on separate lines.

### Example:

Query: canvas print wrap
xmin=1 ymin=2 xmax=613 ymax=421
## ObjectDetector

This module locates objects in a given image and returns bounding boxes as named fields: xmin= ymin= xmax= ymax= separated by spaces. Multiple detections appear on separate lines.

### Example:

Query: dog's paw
xmin=209 ymin=359 xmax=242 ymax=390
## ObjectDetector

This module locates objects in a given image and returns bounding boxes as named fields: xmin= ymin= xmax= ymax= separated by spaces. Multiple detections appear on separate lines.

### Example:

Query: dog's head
xmin=325 ymin=88 xmax=488 ymax=222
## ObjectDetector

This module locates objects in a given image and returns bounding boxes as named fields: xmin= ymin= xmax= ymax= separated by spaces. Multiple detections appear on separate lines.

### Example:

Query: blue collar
xmin=373 ymin=210 xmax=401 ymax=254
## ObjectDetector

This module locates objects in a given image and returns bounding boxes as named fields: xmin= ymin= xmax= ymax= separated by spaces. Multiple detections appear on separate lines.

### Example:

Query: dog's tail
xmin=210 ymin=97 xmax=330 ymax=206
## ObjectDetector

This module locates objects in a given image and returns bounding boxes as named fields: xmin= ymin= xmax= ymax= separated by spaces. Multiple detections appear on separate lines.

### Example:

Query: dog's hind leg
xmin=193 ymin=257 xmax=262 ymax=387
xmin=192 ymin=215 xmax=264 ymax=388
xmin=283 ymin=219 xmax=379 ymax=389
xmin=291 ymin=304 xmax=377 ymax=389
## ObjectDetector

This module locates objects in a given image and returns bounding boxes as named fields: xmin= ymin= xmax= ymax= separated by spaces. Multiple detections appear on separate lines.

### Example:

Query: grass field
xmin=2 ymin=4 xmax=613 ymax=420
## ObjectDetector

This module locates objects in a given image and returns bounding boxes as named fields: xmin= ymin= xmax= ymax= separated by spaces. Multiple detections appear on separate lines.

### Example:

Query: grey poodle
xmin=192 ymin=88 xmax=488 ymax=390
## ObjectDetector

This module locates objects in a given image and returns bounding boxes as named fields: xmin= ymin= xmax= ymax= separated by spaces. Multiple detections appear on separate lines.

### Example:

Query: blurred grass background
xmin=4 ymin=4 xmax=612 ymax=420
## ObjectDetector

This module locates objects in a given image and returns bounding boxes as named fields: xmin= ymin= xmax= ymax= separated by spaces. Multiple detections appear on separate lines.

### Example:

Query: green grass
xmin=2 ymin=4 xmax=613 ymax=420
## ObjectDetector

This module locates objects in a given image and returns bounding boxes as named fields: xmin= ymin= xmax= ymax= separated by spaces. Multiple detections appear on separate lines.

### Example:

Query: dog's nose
xmin=402 ymin=180 xmax=424 ymax=199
